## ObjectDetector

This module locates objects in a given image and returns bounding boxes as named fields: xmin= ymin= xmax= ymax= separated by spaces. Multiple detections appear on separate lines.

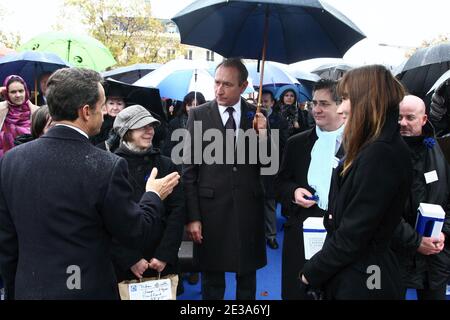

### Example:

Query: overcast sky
xmin=2 ymin=0 xmax=449 ymax=69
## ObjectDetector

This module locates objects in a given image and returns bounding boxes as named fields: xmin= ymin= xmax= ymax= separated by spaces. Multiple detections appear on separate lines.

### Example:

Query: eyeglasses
xmin=311 ymin=101 xmax=333 ymax=108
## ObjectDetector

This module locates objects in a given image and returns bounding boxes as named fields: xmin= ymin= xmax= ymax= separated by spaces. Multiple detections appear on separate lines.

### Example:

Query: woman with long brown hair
xmin=300 ymin=65 xmax=413 ymax=299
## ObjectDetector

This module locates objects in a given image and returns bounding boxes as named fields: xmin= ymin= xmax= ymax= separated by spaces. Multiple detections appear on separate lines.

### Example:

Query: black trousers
xmin=201 ymin=271 xmax=256 ymax=300
xmin=416 ymin=283 xmax=448 ymax=300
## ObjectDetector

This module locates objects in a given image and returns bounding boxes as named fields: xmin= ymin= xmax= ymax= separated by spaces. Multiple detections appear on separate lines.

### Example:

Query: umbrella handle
xmin=254 ymin=6 xmax=270 ymax=132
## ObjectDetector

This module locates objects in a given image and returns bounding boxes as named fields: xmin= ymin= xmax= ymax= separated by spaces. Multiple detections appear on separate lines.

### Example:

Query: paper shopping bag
xmin=118 ymin=274 xmax=178 ymax=300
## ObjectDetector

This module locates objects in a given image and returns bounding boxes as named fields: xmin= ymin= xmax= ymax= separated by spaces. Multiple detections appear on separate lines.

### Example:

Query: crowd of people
xmin=0 ymin=58 xmax=449 ymax=300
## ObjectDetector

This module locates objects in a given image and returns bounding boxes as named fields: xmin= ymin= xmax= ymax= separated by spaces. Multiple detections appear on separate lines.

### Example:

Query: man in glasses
xmin=275 ymin=79 xmax=345 ymax=299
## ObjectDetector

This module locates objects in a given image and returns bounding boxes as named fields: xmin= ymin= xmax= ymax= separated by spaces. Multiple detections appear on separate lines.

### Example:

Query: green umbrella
xmin=20 ymin=31 xmax=116 ymax=72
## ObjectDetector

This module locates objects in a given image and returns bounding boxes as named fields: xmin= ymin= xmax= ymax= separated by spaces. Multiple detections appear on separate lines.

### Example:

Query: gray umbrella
xmin=397 ymin=42 xmax=450 ymax=99
xmin=312 ymin=62 xmax=356 ymax=80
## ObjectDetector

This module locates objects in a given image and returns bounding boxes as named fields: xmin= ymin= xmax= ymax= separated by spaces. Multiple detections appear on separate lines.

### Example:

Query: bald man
xmin=399 ymin=95 xmax=428 ymax=136
xmin=392 ymin=95 xmax=450 ymax=300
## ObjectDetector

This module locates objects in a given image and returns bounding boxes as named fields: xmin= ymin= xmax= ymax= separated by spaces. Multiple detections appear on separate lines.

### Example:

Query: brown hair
xmin=337 ymin=65 xmax=405 ymax=175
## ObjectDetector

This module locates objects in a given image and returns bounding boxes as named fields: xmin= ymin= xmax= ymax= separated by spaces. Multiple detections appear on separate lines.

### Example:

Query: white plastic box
xmin=415 ymin=203 xmax=445 ymax=238
xmin=303 ymin=217 xmax=327 ymax=260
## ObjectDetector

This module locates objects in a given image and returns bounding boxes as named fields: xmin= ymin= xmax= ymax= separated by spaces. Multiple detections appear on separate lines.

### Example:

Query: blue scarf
xmin=307 ymin=125 xmax=345 ymax=210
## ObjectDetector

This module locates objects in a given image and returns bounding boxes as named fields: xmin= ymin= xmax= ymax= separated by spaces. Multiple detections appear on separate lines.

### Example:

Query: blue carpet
xmin=178 ymin=204 xmax=285 ymax=300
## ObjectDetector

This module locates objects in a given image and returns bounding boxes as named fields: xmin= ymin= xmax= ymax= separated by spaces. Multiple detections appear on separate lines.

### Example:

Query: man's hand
xmin=417 ymin=235 xmax=444 ymax=255
xmin=148 ymin=258 xmax=167 ymax=273
xmin=130 ymin=258 xmax=149 ymax=279
xmin=187 ymin=221 xmax=203 ymax=244
xmin=293 ymin=187 xmax=316 ymax=208
xmin=253 ymin=112 xmax=268 ymax=137
xmin=145 ymin=168 xmax=180 ymax=200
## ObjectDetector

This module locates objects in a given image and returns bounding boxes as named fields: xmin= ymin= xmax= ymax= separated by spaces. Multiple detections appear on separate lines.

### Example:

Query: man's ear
xmin=422 ymin=113 xmax=428 ymax=126
xmin=240 ymin=80 xmax=249 ymax=94
xmin=78 ymin=105 xmax=90 ymax=122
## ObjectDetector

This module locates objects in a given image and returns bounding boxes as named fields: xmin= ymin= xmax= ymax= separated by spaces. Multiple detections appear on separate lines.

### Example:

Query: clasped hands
xmin=130 ymin=258 xmax=167 ymax=279
xmin=417 ymin=232 xmax=446 ymax=255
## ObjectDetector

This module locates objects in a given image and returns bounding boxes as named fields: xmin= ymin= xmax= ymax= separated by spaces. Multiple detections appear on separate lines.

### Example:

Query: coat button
xmin=232 ymin=166 xmax=238 ymax=172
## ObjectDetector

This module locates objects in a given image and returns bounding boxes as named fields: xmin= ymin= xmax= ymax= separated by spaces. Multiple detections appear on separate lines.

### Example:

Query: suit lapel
xmin=207 ymin=100 xmax=225 ymax=134
xmin=239 ymin=98 xmax=252 ymax=131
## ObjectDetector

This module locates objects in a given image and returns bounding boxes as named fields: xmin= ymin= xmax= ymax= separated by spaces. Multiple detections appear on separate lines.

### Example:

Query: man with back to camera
xmin=0 ymin=67 xmax=180 ymax=300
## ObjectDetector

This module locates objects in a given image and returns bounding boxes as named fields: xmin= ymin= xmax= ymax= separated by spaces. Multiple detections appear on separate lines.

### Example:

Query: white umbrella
xmin=134 ymin=59 xmax=216 ymax=101
xmin=246 ymin=61 xmax=299 ymax=88
xmin=134 ymin=59 xmax=254 ymax=101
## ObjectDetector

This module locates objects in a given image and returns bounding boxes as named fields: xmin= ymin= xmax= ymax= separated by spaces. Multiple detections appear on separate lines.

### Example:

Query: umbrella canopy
xmin=246 ymin=61 xmax=299 ymax=87
xmin=397 ymin=42 xmax=450 ymax=99
xmin=0 ymin=51 xmax=70 ymax=97
xmin=273 ymin=83 xmax=311 ymax=102
xmin=286 ymin=67 xmax=321 ymax=82
xmin=135 ymin=68 xmax=216 ymax=101
xmin=172 ymin=0 xmax=365 ymax=110
xmin=427 ymin=69 xmax=450 ymax=95
xmin=101 ymin=63 xmax=161 ymax=84
xmin=104 ymin=78 xmax=164 ymax=121
xmin=20 ymin=31 xmax=116 ymax=72
xmin=172 ymin=0 xmax=365 ymax=64
xmin=312 ymin=61 xmax=356 ymax=80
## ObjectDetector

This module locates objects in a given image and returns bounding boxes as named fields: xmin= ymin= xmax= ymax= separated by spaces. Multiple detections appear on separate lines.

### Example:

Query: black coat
xmin=0 ymin=126 xmax=164 ymax=299
xmin=274 ymin=127 xmax=344 ymax=299
xmin=183 ymin=98 xmax=267 ymax=274
xmin=392 ymin=127 xmax=450 ymax=290
xmin=162 ymin=113 xmax=188 ymax=158
xmin=302 ymin=112 xmax=413 ymax=299
xmin=262 ymin=109 xmax=289 ymax=199
xmin=111 ymin=145 xmax=185 ymax=281
xmin=90 ymin=114 xmax=115 ymax=146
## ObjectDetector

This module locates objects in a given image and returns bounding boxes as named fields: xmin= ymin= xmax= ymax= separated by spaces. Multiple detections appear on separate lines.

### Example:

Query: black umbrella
xmin=104 ymin=78 xmax=165 ymax=121
xmin=397 ymin=42 xmax=450 ymax=99
xmin=101 ymin=63 xmax=161 ymax=84
xmin=172 ymin=0 xmax=365 ymax=110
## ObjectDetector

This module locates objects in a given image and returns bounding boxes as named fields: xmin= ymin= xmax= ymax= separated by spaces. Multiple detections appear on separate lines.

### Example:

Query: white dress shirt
xmin=218 ymin=100 xmax=241 ymax=131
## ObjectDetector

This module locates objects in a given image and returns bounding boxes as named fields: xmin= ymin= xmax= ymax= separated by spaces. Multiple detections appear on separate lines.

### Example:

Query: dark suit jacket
xmin=302 ymin=111 xmax=413 ymax=299
xmin=0 ymin=125 xmax=164 ymax=299
xmin=182 ymin=98 xmax=267 ymax=274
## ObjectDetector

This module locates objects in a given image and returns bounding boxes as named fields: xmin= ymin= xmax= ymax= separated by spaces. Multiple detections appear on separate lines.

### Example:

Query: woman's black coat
xmin=302 ymin=112 xmax=413 ymax=299
xmin=111 ymin=146 xmax=185 ymax=281
xmin=274 ymin=127 xmax=344 ymax=299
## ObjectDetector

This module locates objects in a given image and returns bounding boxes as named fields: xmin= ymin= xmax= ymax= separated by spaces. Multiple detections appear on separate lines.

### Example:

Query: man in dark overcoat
xmin=393 ymin=95 xmax=450 ymax=300
xmin=274 ymin=79 xmax=345 ymax=299
xmin=183 ymin=58 xmax=270 ymax=300
xmin=0 ymin=68 xmax=180 ymax=299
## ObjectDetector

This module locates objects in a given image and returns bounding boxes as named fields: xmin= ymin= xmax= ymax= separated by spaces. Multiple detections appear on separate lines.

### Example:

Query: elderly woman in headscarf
xmin=0 ymin=75 xmax=39 ymax=156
